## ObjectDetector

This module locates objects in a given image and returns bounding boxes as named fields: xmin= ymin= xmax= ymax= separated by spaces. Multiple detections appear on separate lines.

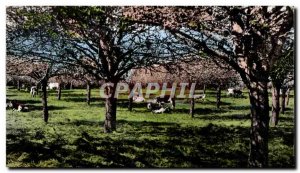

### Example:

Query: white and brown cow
xmin=7 ymin=100 xmax=29 ymax=112
xmin=147 ymin=95 xmax=175 ymax=111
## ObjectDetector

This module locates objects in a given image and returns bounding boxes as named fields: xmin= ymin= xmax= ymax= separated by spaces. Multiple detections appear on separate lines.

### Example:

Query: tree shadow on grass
xmin=63 ymin=97 xmax=101 ymax=103
xmin=118 ymin=101 xmax=148 ymax=109
xmin=63 ymin=97 xmax=130 ymax=104
xmin=6 ymin=119 xmax=295 ymax=168
xmin=173 ymin=107 xmax=227 ymax=115
xmin=28 ymin=105 xmax=68 ymax=111
xmin=276 ymin=116 xmax=294 ymax=123
xmin=52 ymin=119 xmax=102 ymax=127
xmin=227 ymin=105 xmax=250 ymax=111
xmin=60 ymin=93 xmax=86 ymax=98
xmin=6 ymin=94 xmax=17 ymax=97
xmin=7 ymin=129 xmax=65 ymax=167
xmin=72 ymin=122 xmax=251 ymax=168
xmin=62 ymin=98 xmax=150 ymax=111
xmin=284 ymin=107 xmax=294 ymax=111
xmin=60 ymin=90 xmax=79 ymax=93
xmin=193 ymin=114 xmax=250 ymax=121
xmin=5 ymin=99 xmax=41 ymax=105
xmin=269 ymin=126 xmax=295 ymax=146
xmin=199 ymin=100 xmax=232 ymax=106
xmin=6 ymin=128 xmax=107 ymax=168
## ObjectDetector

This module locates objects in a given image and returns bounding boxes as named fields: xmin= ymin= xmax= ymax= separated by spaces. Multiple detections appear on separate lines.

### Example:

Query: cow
xmin=30 ymin=86 xmax=37 ymax=97
xmin=147 ymin=101 xmax=161 ymax=110
xmin=147 ymin=95 xmax=175 ymax=111
xmin=227 ymin=88 xmax=234 ymax=96
xmin=48 ymin=82 xmax=59 ymax=90
xmin=17 ymin=105 xmax=29 ymax=112
xmin=227 ymin=88 xmax=243 ymax=97
xmin=6 ymin=99 xmax=11 ymax=109
xmin=155 ymin=95 xmax=175 ymax=109
xmin=7 ymin=100 xmax=28 ymax=112
xmin=7 ymin=100 xmax=18 ymax=110
xmin=133 ymin=96 xmax=145 ymax=103
xmin=152 ymin=107 xmax=171 ymax=114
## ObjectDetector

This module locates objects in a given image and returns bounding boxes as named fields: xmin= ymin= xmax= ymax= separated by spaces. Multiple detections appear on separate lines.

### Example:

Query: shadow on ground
xmin=7 ymin=119 xmax=294 ymax=168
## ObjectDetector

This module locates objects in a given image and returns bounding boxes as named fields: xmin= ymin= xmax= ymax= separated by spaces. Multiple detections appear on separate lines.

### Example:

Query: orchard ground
xmin=6 ymin=87 xmax=295 ymax=168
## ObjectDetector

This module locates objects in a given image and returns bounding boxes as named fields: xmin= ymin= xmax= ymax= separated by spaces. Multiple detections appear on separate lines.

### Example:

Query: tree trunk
xmin=70 ymin=82 xmax=73 ymax=90
xmin=128 ymin=83 xmax=134 ymax=111
xmin=281 ymin=88 xmax=287 ymax=114
xmin=36 ymin=83 xmax=40 ymax=95
xmin=285 ymin=88 xmax=290 ymax=106
xmin=128 ymin=97 xmax=133 ymax=111
xmin=41 ymin=81 xmax=49 ymax=123
xmin=57 ymin=83 xmax=61 ymax=100
xmin=271 ymin=84 xmax=281 ymax=126
xmin=248 ymin=82 xmax=269 ymax=167
xmin=86 ymin=83 xmax=91 ymax=105
xmin=17 ymin=80 xmax=21 ymax=91
xmin=190 ymin=97 xmax=195 ymax=118
xmin=104 ymin=83 xmax=117 ymax=133
xmin=216 ymin=85 xmax=221 ymax=108
xmin=172 ymin=99 xmax=176 ymax=110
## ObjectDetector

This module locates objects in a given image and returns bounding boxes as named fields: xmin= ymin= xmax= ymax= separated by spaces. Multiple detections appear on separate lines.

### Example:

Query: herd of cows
xmin=133 ymin=88 xmax=243 ymax=114
xmin=7 ymin=83 xmax=244 ymax=114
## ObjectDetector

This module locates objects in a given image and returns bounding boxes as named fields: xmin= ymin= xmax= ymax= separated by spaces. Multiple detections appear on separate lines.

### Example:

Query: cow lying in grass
xmin=133 ymin=96 xmax=145 ymax=103
xmin=147 ymin=101 xmax=161 ymax=110
xmin=156 ymin=95 xmax=175 ymax=109
xmin=227 ymin=88 xmax=243 ymax=97
xmin=147 ymin=95 xmax=175 ymax=113
xmin=7 ymin=100 xmax=29 ymax=112
xmin=147 ymin=102 xmax=172 ymax=114
xmin=152 ymin=107 xmax=171 ymax=114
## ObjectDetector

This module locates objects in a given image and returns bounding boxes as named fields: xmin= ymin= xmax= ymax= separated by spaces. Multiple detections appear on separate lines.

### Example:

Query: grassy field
xmin=6 ymin=87 xmax=295 ymax=168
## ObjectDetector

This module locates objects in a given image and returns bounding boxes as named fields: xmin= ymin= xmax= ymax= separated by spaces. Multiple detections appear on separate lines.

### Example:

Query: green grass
xmin=6 ymin=88 xmax=295 ymax=168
